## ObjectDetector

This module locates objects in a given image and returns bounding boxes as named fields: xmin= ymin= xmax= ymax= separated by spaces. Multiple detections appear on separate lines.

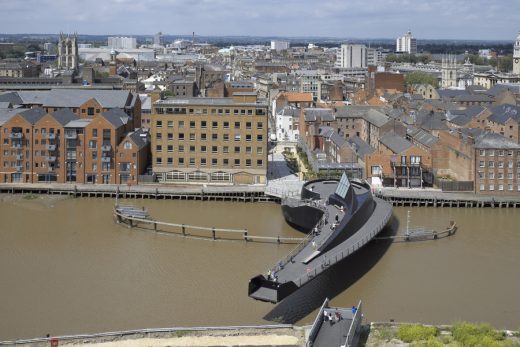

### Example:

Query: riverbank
xmin=363 ymin=322 xmax=520 ymax=346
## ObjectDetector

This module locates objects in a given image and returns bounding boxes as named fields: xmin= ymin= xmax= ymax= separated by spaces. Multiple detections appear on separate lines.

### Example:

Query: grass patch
xmin=398 ymin=324 xmax=438 ymax=343
xmin=377 ymin=325 xmax=396 ymax=341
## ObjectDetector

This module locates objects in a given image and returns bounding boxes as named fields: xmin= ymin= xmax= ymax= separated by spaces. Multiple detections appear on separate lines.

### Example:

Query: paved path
xmin=266 ymin=144 xmax=304 ymax=198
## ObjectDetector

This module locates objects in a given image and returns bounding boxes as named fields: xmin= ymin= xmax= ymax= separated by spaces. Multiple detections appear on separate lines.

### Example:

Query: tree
xmin=405 ymin=72 xmax=438 ymax=90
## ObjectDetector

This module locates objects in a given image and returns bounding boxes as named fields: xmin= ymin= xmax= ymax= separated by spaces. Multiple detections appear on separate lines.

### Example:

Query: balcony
xmin=101 ymin=144 xmax=112 ymax=152
xmin=11 ymin=142 xmax=22 ymax=149
xmin=101 ymin=157 xmax=111 ymax=163
xmin=48 ymin=166 xmax=55 ymax=172
xmin=65 ymin=132 xmax=77 ymax=139
xmin=46 ymin=133 xmax=56 ymax=140
xmin=9 ymin=132 xmax=22 ymax=139
xmin=46 ymin=156 xmax=56 ymax=162
xmin=15 ymin=154 xmax=23 ymax=160
xmin=46 ymin=144 xmax=56 ymax=151
xmin=15 ymin=165 xmax=23 ymax=172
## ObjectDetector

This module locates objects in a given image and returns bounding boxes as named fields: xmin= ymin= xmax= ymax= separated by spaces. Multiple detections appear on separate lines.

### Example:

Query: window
xmin=489 ymin=184 xmax=494 ymax=191
xmin=479 ymin=161 xmax=485 ymax=168
xmin=89 ymin=140 xmax=97 ymax=149
xmin=257 ymin=147 xmax=263 ymax=154
xmin=201 ymin=133 xmax=207 ymax=141
xmin=257 ymin=159 xmax=263 ymax=167
xmin=179 ymin=121 xmax=184 ymax=128
xmin=156 ymin=133 xmax=162 ymax=140
xmin=478 ymin=172 xmax=484 ymax=179
xmin=224 ymin=122 xmax=229 ymax=129
xmin=257 ymin=134 xmax=263 ymax=141
xmin=212 ymin=134 xmax=218 ymax=141
xmin=234 ymin=158 xmax=240 ymax=166
xmin=489 ymin=172 xmax=495 ymax=179
xmin=201 ymin=121 xmax=207 ymax=128
xmin=179 ymin=145 xmax=184 ymax=153
xmin=223 ymin=159 xmax=229 ymax=166
xmin=498 ymin=172 xmax=504 ymax=179
xmin=257 ymin=122 xmax=263 ymax=129
xmin=212 ymin=158 xmax=218 ymax=166
xmin=189 ymin=145 xmax=195 ymax=153
xmin=234 ymin=134 xmax=241 ymax=142
xmin=156 ymin=145 xmax=162 ymax=152
xmin=223 ymin=146 xmax=229 ymax=153
xmin=92 ymin=129 xmax=97 ymax=137
xmin=168 ymin=133 xmax=174 ymax=140
xmin=498 ymin=161 xmax=504 ymax=168
xmin=508 ymin=161 xmax=513 ymax=169
xmin=488 ymin=161 xmax=494 ymax=168
xmin=508 ymin=184 xmax=513 ymax=191
xmin=234 ymin=146 xmax=240 ymax=153
xmin=167 ymin=120 xmax=173 ymax=128
xmin=167 ymin=145 xmax=173 ymax=152
xmin=488 ymin=150 xmax=494 ymax=156
xmin=246 ymin=146 xmax=251 ymax=154
xmin=223 ymin=134 xmax=229 ymax=141
xmin=246 ymin=134 xmax=252 ymax=142
xmin=178 ymin=157 xmax=184 ymax=165
xmin=178 ymin=133 xmax=184 ymax=140
xmin=498 ymin=150 xmax=504 ymax=156
xmin=156 ymin=120 xmax=163 ymax=128
xmin=167 ymin=157 xmax=173 ymax=164
xmin=234 ymin=122 xmax=240 ymax=129
xmin=212 ymin=146 xmax=218 ymax=153
xmin=201 ymin=158 xmax=207 ymax=166
xmin=212 ymin=121 xmax=218 ymax=129
xmin=190 ymin=133 xmax=196 ymax=141
xmin=190 ymin=121 xmax=195 ymax=128
xmin=155 ymin=157 xmax=162 ymax=165
xmin=507 ymin=172 xmax=513 ymax=179
xmin=246 ymin=159 xmax=251 ymax=167
xmin=189 ymin=158 xmax=195 ymax=166
xmin=201 ymin=145 xmax=207 ymax=153
xmin=498 ymin=184 xmax=504 ymax=191
xmin=88 ymin=107 xmax=94 ymax=116
xmin=124 ymin=141 xmax=132 ymax=149
xmin=246 ymin=122 xmax=252 ymax=129
xmin=480 ymin=184 xmax=485 ymax=191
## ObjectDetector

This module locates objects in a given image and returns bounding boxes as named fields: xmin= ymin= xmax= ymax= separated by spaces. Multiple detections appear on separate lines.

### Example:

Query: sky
xmin=1 ymin=0 xmax=519 ymax=40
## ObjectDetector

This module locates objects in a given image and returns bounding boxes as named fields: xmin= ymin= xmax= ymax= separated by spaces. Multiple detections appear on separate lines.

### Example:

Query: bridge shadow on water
xmin=263 ymin=215 xmax=399 ymax=324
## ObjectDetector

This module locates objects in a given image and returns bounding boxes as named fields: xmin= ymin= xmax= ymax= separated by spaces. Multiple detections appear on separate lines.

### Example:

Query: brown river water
xmin=0 ymin=195 xmax=519 ymax=340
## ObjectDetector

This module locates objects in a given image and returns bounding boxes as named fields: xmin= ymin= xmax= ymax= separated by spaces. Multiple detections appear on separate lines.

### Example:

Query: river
xmin=0 ymin=195 xmax=519 ymax=340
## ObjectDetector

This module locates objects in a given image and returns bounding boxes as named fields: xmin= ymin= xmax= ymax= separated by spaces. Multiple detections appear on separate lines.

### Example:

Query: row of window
xmin=160 ymin=171 xmax=231 ymax=182
xmin=478 ymin=171 xmax=520 ymax=180
xmin=155 ymin=107 xmax=265 ymax=116
xmin=155 ymin=133 xmax=263 ymax=142
xmin=479 ymin=150 xmax=520 ymax=157
xmin=155 ymin=157 xmax=263 ymax=167
xmin=156 ymin=145 xmax=263 ymax=154
xmin=155 ymin=120 xmax=263 ymax=129
xmin=480 ymin=184 xmax=520 ymax=191
xmin=478 ymin=161 xmax=520 ymax=169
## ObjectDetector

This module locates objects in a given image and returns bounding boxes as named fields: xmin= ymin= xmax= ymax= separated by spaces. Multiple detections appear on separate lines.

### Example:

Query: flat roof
xmin=154 ymin=97 xmax=267 ymax=107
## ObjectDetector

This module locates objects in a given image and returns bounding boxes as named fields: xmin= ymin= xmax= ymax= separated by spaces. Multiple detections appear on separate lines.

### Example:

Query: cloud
xmin=0 ymin=0 xmax=518 ymax=40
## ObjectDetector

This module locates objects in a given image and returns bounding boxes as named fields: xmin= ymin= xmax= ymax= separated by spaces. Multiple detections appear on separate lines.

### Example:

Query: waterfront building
xmin=337 ymin=44 xmax=367 ymax=69
xmin=151 ymin=93 xmax=268 ymax=185
xmin=0 ymin=107 xmax=149 ymax=184
xmin=513 ymin=31 xmax=520 ymax=75
xmin=396 ymin=31 xmax=417 ymax=54
xmin=275 ymin=106 xmax=300 ymax=142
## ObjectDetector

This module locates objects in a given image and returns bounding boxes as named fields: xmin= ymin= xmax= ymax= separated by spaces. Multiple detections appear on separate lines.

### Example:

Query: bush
xmin=451 ymin=322 xmax=507 ymax=347
xmin=398 ymin=324 xmax=438 ymax=343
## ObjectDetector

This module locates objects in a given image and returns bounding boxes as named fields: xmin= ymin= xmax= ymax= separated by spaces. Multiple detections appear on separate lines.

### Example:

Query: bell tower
xmin=58 ymin=32 xmax=78 ymax=71
xmin=513 ymin=31 xmax=520 ymax=75
xmin=441 ymin=55 xmax=457 ymax=89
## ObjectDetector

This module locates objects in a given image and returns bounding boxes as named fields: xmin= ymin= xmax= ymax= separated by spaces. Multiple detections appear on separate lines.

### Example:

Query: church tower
xmin=58 ymin=32 xmax=78 ymax=71
xmin=441 ymin=55 xmax=457 ymax=89
xmin=514 ymin=31 xmax=520 ymax=75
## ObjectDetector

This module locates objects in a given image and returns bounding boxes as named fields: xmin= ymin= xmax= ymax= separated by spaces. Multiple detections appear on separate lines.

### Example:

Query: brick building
xmin=0 ymin=107 xmax=149 ymax=184
xmin=151 ymin=93 xmax=268 ymax=185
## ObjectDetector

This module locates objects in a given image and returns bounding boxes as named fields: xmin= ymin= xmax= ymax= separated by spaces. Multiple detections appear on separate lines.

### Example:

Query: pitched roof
xmin=474 ymin=132 xmax=520 ymax=149
xmin=17 ymin=107 xmax=46 ymax=124
xmin=49 ymin=108 xmax=79 ymax=125
xmin=128 ymin=129 xmax=149 ymax=149
xmin=99 ymin=108 xmax=129 ymax=128
xmin=304 ymin=108 xmax=334 ymax=122
xmin=346 ymin=136 xmax=375 ymax=158
xmin=285 ymin=92 xmax=313 ymax=103
xmin=42 ymin=89 xmax=131 ymax=108
xmin=487 ymin=104 xmax=520 ymax=124
xmin=0 ymin=91 xmax=23 ymax=105
xmin=380 ymin=132 xmax=413 ymax=154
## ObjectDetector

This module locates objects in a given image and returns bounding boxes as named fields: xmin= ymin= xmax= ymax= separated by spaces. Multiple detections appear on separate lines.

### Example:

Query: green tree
xmin=405 ymin=72 xmax=438 ymax=90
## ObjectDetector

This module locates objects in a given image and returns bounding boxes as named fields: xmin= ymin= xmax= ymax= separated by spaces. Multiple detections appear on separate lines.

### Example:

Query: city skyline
xmin=1 ymin=0 xmax=519 ymax=40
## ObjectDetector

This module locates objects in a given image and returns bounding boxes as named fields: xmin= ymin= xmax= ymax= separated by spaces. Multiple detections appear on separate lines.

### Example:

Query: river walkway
xmin=375 ymin=187 xmax=520 ymax=208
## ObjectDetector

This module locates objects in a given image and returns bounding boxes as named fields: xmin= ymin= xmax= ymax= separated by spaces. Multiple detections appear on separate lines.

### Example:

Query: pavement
xmin=265 ymin=144 xmax=304 ymax=198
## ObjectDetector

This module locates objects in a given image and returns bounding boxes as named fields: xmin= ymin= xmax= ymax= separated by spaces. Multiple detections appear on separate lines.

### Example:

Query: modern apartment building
xmin=0 ymin=106 xmax=149 ymax=184
xmin=337 ymin=44 xmax=367 ymax=69
xmin=396 ymin=31 xmax=417 ymax=54
xmin=151 ymin=93 xmax=268 ymax=185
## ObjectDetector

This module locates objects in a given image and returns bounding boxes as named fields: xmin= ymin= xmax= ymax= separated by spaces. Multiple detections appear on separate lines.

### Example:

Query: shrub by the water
xmin=398 ymin=324 xmax=438 ymax=343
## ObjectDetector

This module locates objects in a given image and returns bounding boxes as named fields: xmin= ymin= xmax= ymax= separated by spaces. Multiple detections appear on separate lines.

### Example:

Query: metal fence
xmin=435 ymin=179 xmax=474 ymax=192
